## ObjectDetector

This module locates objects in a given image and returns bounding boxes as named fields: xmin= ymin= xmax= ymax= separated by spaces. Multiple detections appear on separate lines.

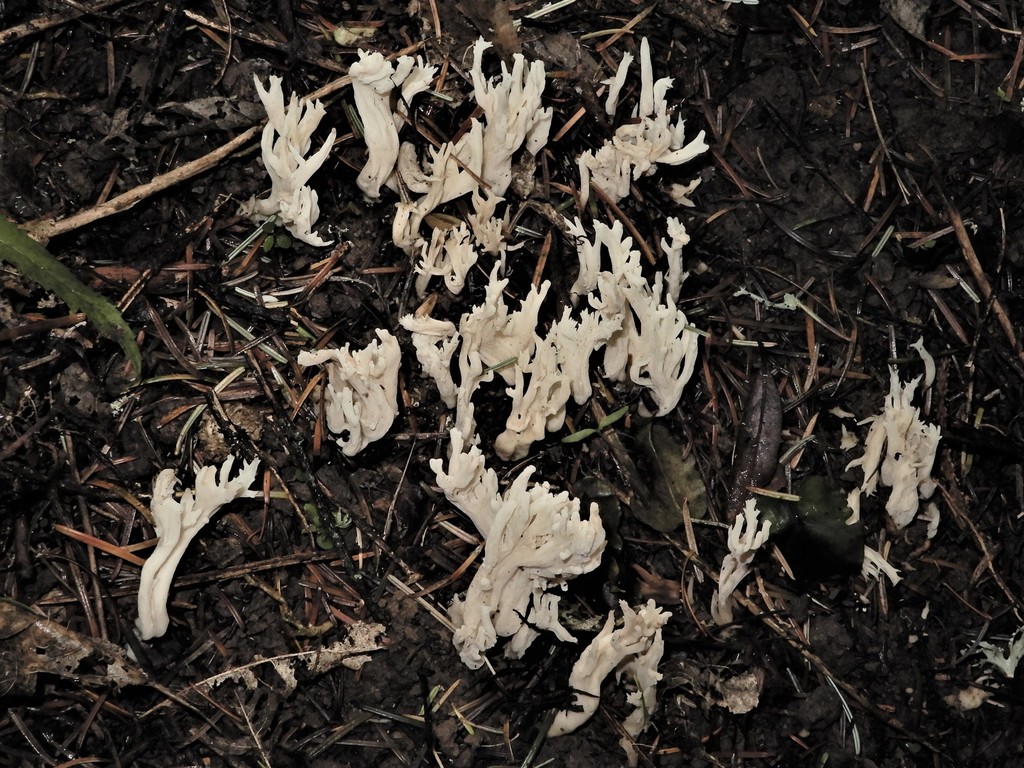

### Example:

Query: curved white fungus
xmin=136 ymin=456 xmax=261 ymax=640
xmin=548 ymin=599 xmax=671 ymax=756
xmin=349 ymin=52 xmax=435 ymax=201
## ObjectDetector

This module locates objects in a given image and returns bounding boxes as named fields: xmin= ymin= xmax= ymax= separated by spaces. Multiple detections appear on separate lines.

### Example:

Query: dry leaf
xmin=0 ymin=598 xmax=146 ymax=695
xmin=632 ymin=422 xmax=708 ymax=532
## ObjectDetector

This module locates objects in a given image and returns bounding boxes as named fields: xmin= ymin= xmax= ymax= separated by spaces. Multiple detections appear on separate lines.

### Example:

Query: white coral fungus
xmin=414 ymin=223 xmax=479 ymax=296
xmin=846 ymin=364 xmax=941 ymax=529
xmin=862 ymin=544 xmax=902 ymax=586
xmin=298 ymin=330 xmax=401 ymax=456
xmin=349 ymin=51 xmax=436 ymax=200
xmin=468 ymin=39 xmax=553 ymax=196
xmin=449 ymin=267 xmax=550 ymax=439
xmin=494 ymin=337 xmax=570 ymax=462
xmin=386 ymin=38 xmax=550 ymax=255
xmin=494 ymin=307 xmax=620 ymax=461
xmin=578 ymin=38 xmax=708 ymax=206
xmin=548 ymin=599 xmax=671 ymax=768
xmin=711 ymin=498 xmax=772 ymax=625
xmin=137 ymin=456 xmax=261 ymax=640
xmin=241 ymin=75 xmax=336 ymax=246
xmin=431 ymin=429 xmax=498 ymax=534
xmin=570 ymin=217 xmax=700 ymax=416
xmin=432 ymin=431 xmax=606 ymax=669
xmin=977 ymin=626 xmax=1024 ymax=678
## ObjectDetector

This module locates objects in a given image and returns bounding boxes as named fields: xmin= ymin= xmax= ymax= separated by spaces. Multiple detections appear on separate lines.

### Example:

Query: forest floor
xmin=2 ymin=1 xmax=1024 ymax=766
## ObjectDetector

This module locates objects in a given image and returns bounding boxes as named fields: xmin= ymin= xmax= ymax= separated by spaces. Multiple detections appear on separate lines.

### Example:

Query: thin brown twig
xmin=24 ymin=125 xmax=261 ymax=244
xmin=946 ymin=200 xmax=1024 ymax=369
xmin=182 ymin=9 xmax=346 ymax=73
xmin=0 ymin=0 xmax=132 ymax=47
xmin=19 ymin=39 xmax=419 ymax=244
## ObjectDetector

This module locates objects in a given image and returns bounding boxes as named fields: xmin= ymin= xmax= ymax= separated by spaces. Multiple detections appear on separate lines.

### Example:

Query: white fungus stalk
xmin=494 ymin=338 xmax=571 ymax=461
xmin=136 ymin=456 xmax=261 ymax=640
xmin=548 ymin=599 xmax=671 ymax=752
xmin=603 ymin=50 xmax=635 ymax=115
xmin=711 ymin=498 xmax=772 ymax=625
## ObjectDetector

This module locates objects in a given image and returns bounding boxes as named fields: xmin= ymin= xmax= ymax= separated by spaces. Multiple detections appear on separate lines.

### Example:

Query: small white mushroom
xmin=862 ymin=544 xmax=902 ymax=585
xmin=549 ymin=307 xmax=620 ymax=405
xmin=349 ymin=53 xmax=435 ymax=201
xmin=390 ymin=126 xmax=486 ymax=254
xmin=431 ymin=428 xmax=499 ymax=535
xmin=457 ymin=266 xmax=550 ymax=385
xmin=495 ymin=338 xmax=571 ymax=461
xmin=621 ymin=274 xmax=700 ymax=417
xmin=910 ymin=336 xmax=936 ymax=389
xmin=567 ymin=216 xmax=699 ymax=416
xmin=466 ymin=189 xmax=508 ymax=257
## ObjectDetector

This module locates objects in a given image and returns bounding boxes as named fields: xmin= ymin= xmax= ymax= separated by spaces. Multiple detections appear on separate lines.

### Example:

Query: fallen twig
xmin=24 ymin=125 xmax=262 ymax=244
xmin=946 ymin=200 xmax=1024 ymax=370
xmin=0 ymin=0 xmax=133 ymax=47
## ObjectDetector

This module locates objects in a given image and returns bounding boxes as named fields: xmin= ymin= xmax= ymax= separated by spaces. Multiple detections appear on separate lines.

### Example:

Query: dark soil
xmin=3 ymin=1 xmax=1024 ymax=766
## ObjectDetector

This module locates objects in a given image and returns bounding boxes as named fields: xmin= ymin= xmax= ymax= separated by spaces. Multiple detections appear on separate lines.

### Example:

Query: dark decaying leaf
xmin=0 ymin=599 xmax=147 ymax=696
xmin=629 ymin=421 xmax=708 ymax=533
xmin=758 ymin=476 xmax=864 ymax=581
xmin=727 ymin=368 xmax=783 ymax=520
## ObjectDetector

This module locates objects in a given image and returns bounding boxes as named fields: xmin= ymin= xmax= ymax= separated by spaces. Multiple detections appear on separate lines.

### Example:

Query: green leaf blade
xmin=0 ymin=215 xmax=141 ymax=377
